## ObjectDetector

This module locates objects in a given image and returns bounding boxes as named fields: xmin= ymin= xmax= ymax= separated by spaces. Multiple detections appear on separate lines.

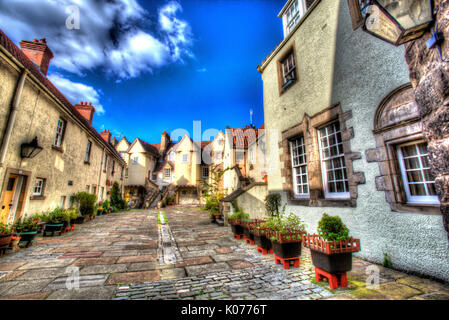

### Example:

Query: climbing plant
xmin=200 ymin=165 xmax=229 ymax=215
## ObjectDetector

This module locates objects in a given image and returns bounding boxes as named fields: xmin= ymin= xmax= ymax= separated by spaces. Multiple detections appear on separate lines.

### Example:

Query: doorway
xmin=0 ymin=169 xmax=30 ymax=225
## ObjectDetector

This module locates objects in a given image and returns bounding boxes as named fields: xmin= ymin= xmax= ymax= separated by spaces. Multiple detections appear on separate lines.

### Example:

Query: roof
xmin=227 ymin=126 xmax=260 ymax=149
xmin=127 ymin=138 xmax=160 ymax=156
xmin=0 ymin=28 xmax=125 ymax=165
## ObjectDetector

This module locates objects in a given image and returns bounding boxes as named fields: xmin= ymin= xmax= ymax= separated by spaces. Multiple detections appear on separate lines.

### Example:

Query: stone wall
xmin=405 ymin=0 xmax=449 ymax=240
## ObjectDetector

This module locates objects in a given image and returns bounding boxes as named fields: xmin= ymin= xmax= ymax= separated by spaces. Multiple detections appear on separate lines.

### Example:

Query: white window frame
xmin=169 ymin=152 xmax=175 ymax=161
xmin=33 ymin=178 xmax=44 ymax=196
xmin=103 ymin=152 xmax=108 ymax=171
xmin=54 ymin=118 xmax=66 ymax=147
xmin=100 ymin=186 xmax=104 ymax=201
xmin=86 ymin=185 xmax=90 ymax=193
xmin=318 ymin=121 xmax=350 ymax=199
xmin=60 ymin=196 xmax=66 ymax=209
xmin=285 ymin=0 xmax=306 ymax=34
xmin=164 ymin=168 xmax=171 ymax=179
xmin=182 ymin=154 xmax=189 ymax=163
xmin=132 ymin=155 xmax=138 ymax=165
xmin=85 ymin=141 xmax=92 ymax=163
xmin=202 ymin=167 xmax=209 ymax=179
xmin=281 ymin=52 xmax=296 ymax=86
xmin=290 ymin=136 xmax=309 ymax=198
xmin=236 ymin=150 xmax=245 ymax=163
xmin=397 ymin=140 xmax=440 ymax=205
xmin=125 ymin=168 xmax=128 ymax=178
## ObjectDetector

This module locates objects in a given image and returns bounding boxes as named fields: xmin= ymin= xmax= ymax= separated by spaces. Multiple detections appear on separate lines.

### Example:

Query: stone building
xmin=0 ymin=30 xmax=126 ymax=224
xmin=251 ymin=0 xmax=449 ymax=281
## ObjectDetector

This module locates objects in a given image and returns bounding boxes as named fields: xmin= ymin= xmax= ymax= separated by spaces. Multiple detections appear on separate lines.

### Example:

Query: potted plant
xmin=42 ymin=209 xmax=70 ymax=236
xmin=303 ymin=213 xmax=360 ymax=275
xmin=0 ymin=223 xmax=13 ymax=256
xmin=263 ymin=213 xmax=306 ymax=263
xmin=13 ymin=217 xmax=39 ymax=247
xmin=102 ymin=199 xmax=110 ymax=214
xmin=249 ymin=219 xmax=272 ymax=254
xmin=72 ymin=192 xmax=97 ymax=222
xmin=227 ymin=201 xmax=249 ymax=238
xmin=96 ymin=206 xmax=105 ymax=216
xmin=67 ymin=208 xmax=79 ymax=231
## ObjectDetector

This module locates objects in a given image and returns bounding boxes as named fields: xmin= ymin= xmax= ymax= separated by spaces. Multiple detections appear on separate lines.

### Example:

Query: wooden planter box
xmin=0 ymin=233 xmax=13 ymax=252
xmin=43 ymin=224 xmax=64 ymax=236
xmin=230 ymin=224 xmax=244 ymax=235
xmin=37 ymin=222 xmax=46 ymax=234
xmin=303 ymin=234 xmax=361 ymax=274
xmin=269 ymin=231 xmax=303 ymax=259
xmin=16 ymin=231 xmax=38 ymax=248
xmin=254 ymin=234 xmax=272 ymax=252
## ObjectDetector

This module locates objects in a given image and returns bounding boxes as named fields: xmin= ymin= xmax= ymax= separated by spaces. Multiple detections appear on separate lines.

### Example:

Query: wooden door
xmin=0 ymin=175 xmax=18 ymax=224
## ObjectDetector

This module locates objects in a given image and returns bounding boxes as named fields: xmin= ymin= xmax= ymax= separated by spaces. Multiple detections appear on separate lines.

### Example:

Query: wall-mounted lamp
xmin=20 ymin=137 xmax=43 ymax=159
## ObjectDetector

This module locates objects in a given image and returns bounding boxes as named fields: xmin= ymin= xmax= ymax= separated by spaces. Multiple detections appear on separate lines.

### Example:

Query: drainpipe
xmin=0 ymin=70 xmax=27 ymax=165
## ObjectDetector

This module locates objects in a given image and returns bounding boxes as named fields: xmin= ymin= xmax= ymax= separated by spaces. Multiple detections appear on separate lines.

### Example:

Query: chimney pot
xmin=74 ymin=102 xmax=96 ymax=125
xmin=20 ymin=38 xmax=54 ymax=76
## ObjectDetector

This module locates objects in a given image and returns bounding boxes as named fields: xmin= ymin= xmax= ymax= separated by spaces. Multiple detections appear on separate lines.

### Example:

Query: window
xmin=202 ymin=167 xmax=209 ymax=178
xmin=132 ymin=156 xmax=139 ymax=165
xmin=60 ymin=196 xmax=66 ymax=209
xmin=103 ymin=153 xmax=108 ymax=171
xmin=281 ymin=51 xmax=297 ymax=89
xmin=397 ymin=141 xmax=439 ymax=205
xmin=100 ymin=187 xmax=104 ymax=201
xmin=125 ymin=168 xmax=128 ymax=178
xmin=33 ymin=178 xmax=45 ymax=196
xmin=318 ymin=122 xmax=349 ymax=199
xmin=86 ymin=185 xmax=90 ymax=193
xmin=120 ymin=152 xmax=126 ymax=158
xmin=85 ymin=141 xmax=92 ymax=163
xmin=182 ymin=154 xmax=189 ymax=163
xmin=290 ymin=136 xmax=309 ymax=197
xmin=121 ymin=167 xmax=124 ymax=179
xmin=112 ymin=161 xmax=115 ymax=176
xmin=249 ymin=149 xmax=255 ymax=164
xmin=215 ymin=152 xmax=223 ymax=160
xmin=169 ymin=152 xmax=175 ymax=161
xmin=92 ymin=185 xmax=97 ymax=195
xmin=54 ymin=118 xmax=66 ymax=147
xmin=152 ymin=172 xmax=157 ymax=181
xmin=236 ymin=151 xmax=245 ymax=163
xmin=164 ymin=168 xmax=171 ymax=179
xmin=285 ymin=0 xmax=306 ymax=34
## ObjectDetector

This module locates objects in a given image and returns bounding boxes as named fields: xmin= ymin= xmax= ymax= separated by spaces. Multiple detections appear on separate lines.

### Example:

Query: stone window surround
xmin=276 ymin=42 xmax=298 ymax=96
xmin=30 ymin=176 xmax=45 ymax=200
xmin=279 ymin=103 xmax=365 ymax=207
xmin=367 ymin=84 xmax=440 ymax=215
xmin=51 ymin=117 xmax=67 ymax=153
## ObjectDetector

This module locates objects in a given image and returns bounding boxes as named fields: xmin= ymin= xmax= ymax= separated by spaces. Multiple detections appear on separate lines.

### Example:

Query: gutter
xmin=0 ymin=69 xmax=27 ymax=165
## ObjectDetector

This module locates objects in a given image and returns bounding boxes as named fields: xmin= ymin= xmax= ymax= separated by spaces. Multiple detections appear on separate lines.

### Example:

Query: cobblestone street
xmin=0 ymin=207 xmax=448 ymax=300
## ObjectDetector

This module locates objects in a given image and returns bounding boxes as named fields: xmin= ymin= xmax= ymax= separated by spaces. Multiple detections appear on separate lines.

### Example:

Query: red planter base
xmin=274 ymin=254 xmax=300 ymax=269
xmin=257 ymin=246 xmax=273 ymax=255
xmin=244 ymin=236 xmax=255 ymax=246
xmin=70 ymin=224 xmax=75 ymax=231
xmin=233 ymin=234 xmax=243 ymax=240
xmin=315 ymin=267 xmax=347 ymax=290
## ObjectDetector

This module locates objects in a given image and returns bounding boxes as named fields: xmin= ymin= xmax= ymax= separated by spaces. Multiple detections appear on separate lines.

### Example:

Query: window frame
xmin=164 ymin=168 xmax=171 ymax=179
xmin=202 ymin=167 xmax=209 ymax=179
xmin=290 ymin=135 xmax=309 ymax=199
xmin=182 ymin=154 xmax=189 ymax=163
xmin=285 ymin=0 xmax=306 ymax=35
xmin=277 ymin=44 xmax=298 ymax=95
xmin=397 ymin=140 xmax=440 ymax=205
xmin=85 ymin=140 xmax=92 ymax=163
xmin=318 ymin=121 xmax=350 ymax=200
xmin=53 ymin=118 xmax=66 ymax=148
xmin=33 ymin=178 xmax=45 ymax=196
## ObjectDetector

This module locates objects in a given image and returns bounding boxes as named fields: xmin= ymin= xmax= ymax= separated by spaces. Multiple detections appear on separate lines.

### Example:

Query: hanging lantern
xmin=20 ymin=137 xmax=43 ymax=159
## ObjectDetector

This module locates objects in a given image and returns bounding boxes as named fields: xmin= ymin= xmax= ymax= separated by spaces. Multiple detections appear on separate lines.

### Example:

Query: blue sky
xmin=0 ymin=0 xmax=285 ymax=143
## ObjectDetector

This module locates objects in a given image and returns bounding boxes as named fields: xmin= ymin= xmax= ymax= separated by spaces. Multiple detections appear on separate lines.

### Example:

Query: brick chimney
xmin=101 ymin=130 xmax=112 ymax=144
xmin=160 ymin=131 xmax=171 ymax=155
xmin=19 ymin=38 xmax=54 ymax=76
xmin=74 ymin=102 xmax=96 ymax=125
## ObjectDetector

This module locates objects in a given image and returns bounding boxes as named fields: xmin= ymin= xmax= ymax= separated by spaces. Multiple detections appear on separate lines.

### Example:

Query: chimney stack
xmin=160 ymin=131 xmax=171 ymax=155
xmin=19 ymin=38 xmax=54 ymax=76
xmin=74 ymin=102 xmax=96 ymax=125
xmin=101 ymin=130 xmax=112 ymax=144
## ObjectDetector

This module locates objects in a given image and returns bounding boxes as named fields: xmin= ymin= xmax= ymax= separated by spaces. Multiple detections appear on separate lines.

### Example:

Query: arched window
xmin=367 ymin=83 xmax=440 ymax=213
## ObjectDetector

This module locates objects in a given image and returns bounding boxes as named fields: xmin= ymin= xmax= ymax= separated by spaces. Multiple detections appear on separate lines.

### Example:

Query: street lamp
xmin=20 ymin=137 xmax=43 ymax=159
xmin=349 ymin=0 xmax=434 ymax=46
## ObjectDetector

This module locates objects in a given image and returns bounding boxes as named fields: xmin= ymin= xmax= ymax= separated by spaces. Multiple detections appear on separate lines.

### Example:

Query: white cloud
xmin=0 ymin=0 xmax=193 ymax=79
xmin=48 ymin=73 xmax=105 ymax=115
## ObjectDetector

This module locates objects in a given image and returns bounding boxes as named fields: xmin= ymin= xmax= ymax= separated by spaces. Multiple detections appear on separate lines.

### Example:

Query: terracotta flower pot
xmin=0 ymin=233 xmax=13 ymax=253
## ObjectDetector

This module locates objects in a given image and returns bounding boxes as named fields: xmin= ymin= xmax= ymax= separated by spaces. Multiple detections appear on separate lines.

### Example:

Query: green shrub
xmin=66 ymin=208 xmax=79 ymax=219
xmin=317 ymin=213 xmax=350 ymax=241
xmin=383 ymin=253 xmax=393 ymax=268
xmin=0 ymin=223 xmax=12 ymax=235
xmin=41 ymin=208 xmax=70 ymax=224
xmin=262 ymin=213 xmax=306 ymax=238
xmin=13 ymin=217 xmax=38 ymax=233
xmin=265 ymin=193 xmax=284 ymax=217
xmin=102 ymin=199 xmax=110 ymax=211
xmin=110 ymin=182 xmax=125 ymax=210
xmin=72 ymin=192 xmax=97 ymax=217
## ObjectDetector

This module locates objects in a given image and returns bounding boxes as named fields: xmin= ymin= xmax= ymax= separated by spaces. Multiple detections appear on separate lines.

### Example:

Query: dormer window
xmin=284 ymin=0 xmax=306 ymax=35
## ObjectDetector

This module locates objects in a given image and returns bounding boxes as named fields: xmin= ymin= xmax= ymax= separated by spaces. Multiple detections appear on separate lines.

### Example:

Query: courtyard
xmin=0 ymin=206 xmax=447 ymax=300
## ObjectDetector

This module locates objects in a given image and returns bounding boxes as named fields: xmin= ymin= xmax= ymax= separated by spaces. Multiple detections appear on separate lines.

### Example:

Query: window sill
xmin=392 ymin=203 xmax=441 ymax=215
xmin=30 ymin=195 xmax=46 ymax=200
xmin=287 ymin=191 xmax=355 ymax=207
xmin=51 ymin=145 xmax=63 ymax=153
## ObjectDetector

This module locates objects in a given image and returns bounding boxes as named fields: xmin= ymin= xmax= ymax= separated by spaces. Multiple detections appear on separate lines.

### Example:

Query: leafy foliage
xmin=0 ymin=222 xmax=12 ymax=235
xmin=72 ymin=192 xmax=97 ymax=217
xmin=383 ymin=253 xmax=393 ymax=268
xmin=228 ymin=200 xmax=249 ymax=220
xmin=13 ymin=217 xmax=38 ymax=233
xmin=317 ymin=213 xmax=350 ymax=241
xmin=265 ymin=193 xmax=286 ymax=217
xmin=200 ymin=165 xmax=229 ymax=215
xmin=110 ymin=182 xmax=126 ymax=210
xmin=102 ymin=199 xmax=110 ymax=211
xmin=41 ymin=208 xmax=70 ymax=224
